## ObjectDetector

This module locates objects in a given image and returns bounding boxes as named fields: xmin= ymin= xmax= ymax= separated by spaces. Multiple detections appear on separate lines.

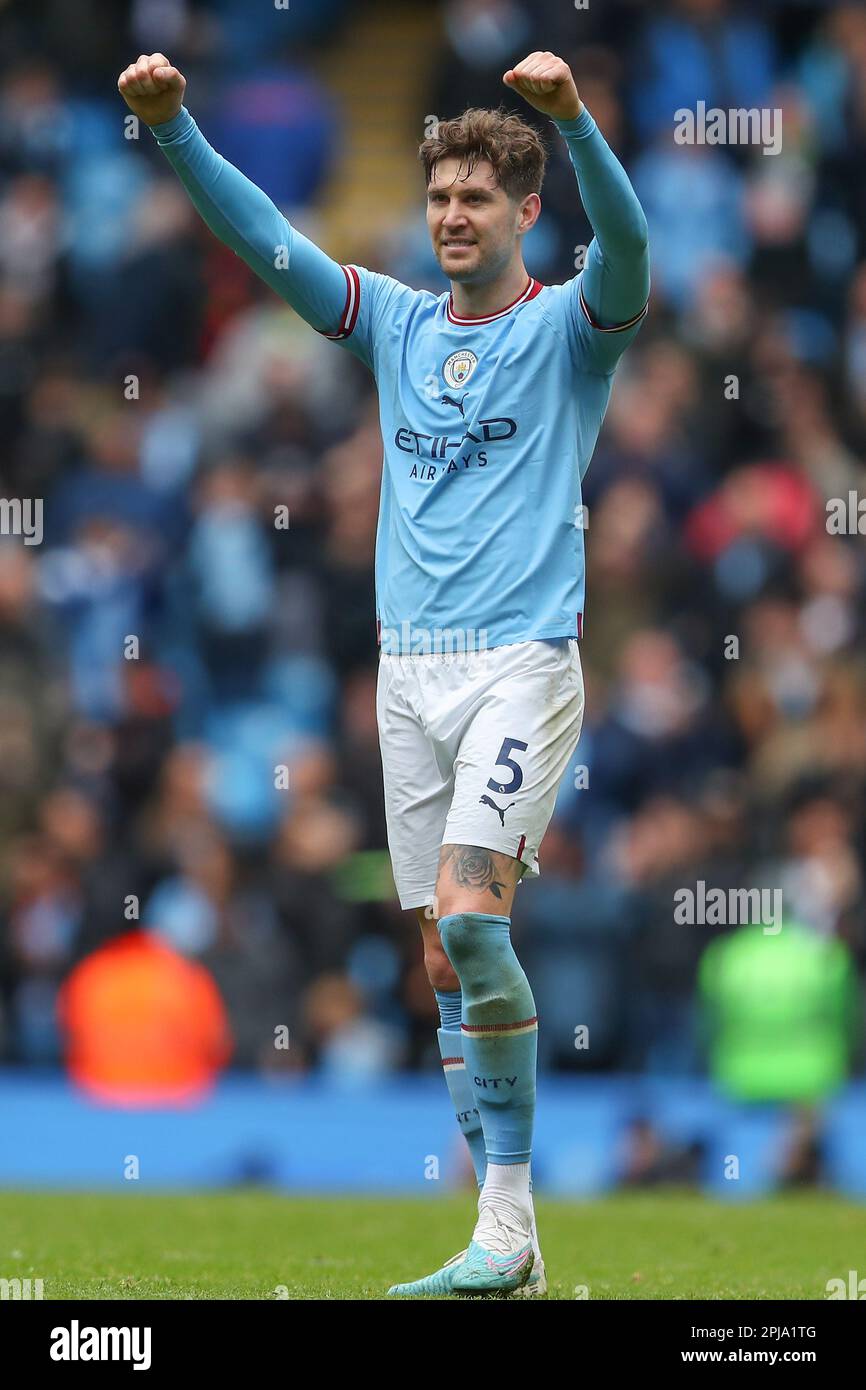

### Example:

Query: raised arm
xmin=504 ymin=51 xmax=649 ymax=330
xmin=117 ymin=53 xmax=353 ymax=339
xmin=551 ymin=106 xmax=649 ymax=329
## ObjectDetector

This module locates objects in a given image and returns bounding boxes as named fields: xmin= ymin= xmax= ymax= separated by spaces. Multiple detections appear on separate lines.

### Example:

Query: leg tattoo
xmin=439 ymin=845 xmax=509 ymax=900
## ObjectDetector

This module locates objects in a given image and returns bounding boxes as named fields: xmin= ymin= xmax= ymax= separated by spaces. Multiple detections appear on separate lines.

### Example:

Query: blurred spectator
xmin=698 ymin=919 xmax=859 ymax=1101
xmin=57 ymin=929 xmax=231 ymax=1104
xmin=201 ymin=64 xmax=337 ymax=213
xmin=304 ymin=973 xmax=404 ymax=1083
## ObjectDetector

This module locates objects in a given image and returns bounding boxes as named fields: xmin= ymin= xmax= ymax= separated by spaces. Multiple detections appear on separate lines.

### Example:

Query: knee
xmin=438 ymin=911 xmax=489 ymax=980
xmin=438 ymin=911 xmax=488 ymax=969
xmin=424 ymin=938 xmax=460 ymax=992
xmin=439 ymin=912 xmax=514 ymax=994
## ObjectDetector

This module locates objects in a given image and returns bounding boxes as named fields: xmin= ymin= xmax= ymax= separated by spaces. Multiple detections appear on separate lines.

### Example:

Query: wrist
xmin=552 ymin=104 xmax=595 ymax=138
xmin=558 ymin=97 xmax=583 ymax=122
xmin=149 ymin=105 xmax=192 ymax=141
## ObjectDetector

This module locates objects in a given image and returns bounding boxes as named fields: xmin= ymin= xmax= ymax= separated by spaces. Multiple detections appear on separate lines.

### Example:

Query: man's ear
xmin=518 ymin=191 xmax=541 ymax=233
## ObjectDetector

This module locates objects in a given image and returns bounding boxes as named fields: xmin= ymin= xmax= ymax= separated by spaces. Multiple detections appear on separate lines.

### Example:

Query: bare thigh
xmin=435 ymin=843 xmax=524 ymax=920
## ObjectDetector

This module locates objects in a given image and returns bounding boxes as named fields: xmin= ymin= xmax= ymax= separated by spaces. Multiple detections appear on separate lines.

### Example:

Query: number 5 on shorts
xmin=487 ymin=737 xmax=528 ymax=795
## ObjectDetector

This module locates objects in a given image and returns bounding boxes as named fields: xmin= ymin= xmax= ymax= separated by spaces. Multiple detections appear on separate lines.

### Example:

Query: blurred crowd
xmin=1 ymin=0 xmax=865 ymax=1098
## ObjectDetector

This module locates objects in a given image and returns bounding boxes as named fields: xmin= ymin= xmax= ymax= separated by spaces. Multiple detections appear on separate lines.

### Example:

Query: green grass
xmin=0 ymin=1190 xmax=863 ymax=1299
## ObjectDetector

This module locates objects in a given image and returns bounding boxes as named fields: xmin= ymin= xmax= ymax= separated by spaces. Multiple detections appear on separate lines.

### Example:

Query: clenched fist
xmin=503 ymin=52 xmax=582 ymax=122
xmin=118 ymin=53 xmax=186 ymax=127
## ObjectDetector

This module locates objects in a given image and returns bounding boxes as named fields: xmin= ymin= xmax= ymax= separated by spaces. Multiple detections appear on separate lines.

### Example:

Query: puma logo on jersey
xmin=479 ymin=795 xmax=517 ymax=826
xmin=441 ymin=392 xmax=467 ymax=417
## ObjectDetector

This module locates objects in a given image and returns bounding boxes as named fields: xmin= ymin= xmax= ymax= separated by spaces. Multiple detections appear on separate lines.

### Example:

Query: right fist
xmin=118 ymin=53 xmax=186 ymax=127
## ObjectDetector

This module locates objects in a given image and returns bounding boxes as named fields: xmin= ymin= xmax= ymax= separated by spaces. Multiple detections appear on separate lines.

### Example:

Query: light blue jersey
xmin=152 ymin=105 xmax=649 ymax=653
xmin=326 ymin=261 xmax=644 ymax=650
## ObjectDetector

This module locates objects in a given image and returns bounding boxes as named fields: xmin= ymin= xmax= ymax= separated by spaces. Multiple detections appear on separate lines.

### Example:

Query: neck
xmin=449 ymin=258 xmax=531 ymax=319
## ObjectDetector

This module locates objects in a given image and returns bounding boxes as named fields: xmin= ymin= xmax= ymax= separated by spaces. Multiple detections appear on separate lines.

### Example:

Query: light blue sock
xmin=436 ymin=1028 xmax=487 ymax=1187
xmin=435 ymin=990 xmax=487 ymax=1186
xmin=438 ymin=912 xmax=537 ymax=1166
xmin=434 ymin=988 xmax=462 ymax=1031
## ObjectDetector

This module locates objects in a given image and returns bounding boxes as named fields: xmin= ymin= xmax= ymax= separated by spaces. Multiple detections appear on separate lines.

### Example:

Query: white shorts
xmin=376 ymin=638 xmax=585 ymax=910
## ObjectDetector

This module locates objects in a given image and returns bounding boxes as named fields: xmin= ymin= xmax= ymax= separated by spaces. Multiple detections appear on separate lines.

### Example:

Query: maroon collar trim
xmin=446 ymin=277 xmax=543 ymax=325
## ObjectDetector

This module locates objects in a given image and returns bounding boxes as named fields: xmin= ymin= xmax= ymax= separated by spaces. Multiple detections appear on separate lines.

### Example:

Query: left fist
xmin=503 ymin=52 xmax=582 ymax=122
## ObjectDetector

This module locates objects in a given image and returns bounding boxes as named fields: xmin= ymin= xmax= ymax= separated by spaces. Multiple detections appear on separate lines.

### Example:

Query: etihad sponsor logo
xmin=394 ymin=418 xmax=517 ymax=456
xmin=395 ymin=418 xmax=518 ymax=481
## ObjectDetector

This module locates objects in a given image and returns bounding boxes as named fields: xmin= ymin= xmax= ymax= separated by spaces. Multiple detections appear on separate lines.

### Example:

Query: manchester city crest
xmin=442 ymin=349 xmax=478 ymax=389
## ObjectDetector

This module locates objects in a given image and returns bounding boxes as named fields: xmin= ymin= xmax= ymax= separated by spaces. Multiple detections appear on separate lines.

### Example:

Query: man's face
xmin=426 ymin=156 xmax=537 ymax=283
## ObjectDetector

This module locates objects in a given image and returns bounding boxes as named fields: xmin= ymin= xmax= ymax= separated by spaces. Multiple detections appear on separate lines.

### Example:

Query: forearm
xmin=553 ymin=106 xmax=649 ymax=325
xmin=150 ymin=106 xmax=347 ymax=332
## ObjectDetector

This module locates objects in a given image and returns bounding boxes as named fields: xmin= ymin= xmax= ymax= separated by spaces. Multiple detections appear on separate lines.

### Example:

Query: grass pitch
xmin=1 ymin=1189 xmax=862 ymax=1299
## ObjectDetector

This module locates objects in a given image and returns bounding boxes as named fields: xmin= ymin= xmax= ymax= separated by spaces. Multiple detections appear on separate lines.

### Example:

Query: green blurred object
xmin=330 ymin=850 xmax=396 ymax=902
xmin=698 ymin=920 xmax=860 ymax=1103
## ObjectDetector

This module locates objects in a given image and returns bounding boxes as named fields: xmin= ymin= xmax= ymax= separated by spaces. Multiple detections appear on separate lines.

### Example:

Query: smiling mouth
xmin=442 ymin=240 xmax=476 ymax=248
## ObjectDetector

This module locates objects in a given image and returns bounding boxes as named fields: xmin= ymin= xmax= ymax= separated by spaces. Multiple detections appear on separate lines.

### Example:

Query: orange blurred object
xmin=57 ymin=931 xmax=232 ymax=1106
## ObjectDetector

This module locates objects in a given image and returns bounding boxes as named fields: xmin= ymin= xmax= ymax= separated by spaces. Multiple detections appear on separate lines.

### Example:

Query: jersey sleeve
xmin=313 ymin=262 xmax=418 ymax=373
xmin=150 ymin=106 xmax=411 ymax=373
xmin=557 ymin=250 xmax=649 ymax=374
xmin=548 ymin=107 xmax=650 ymax=374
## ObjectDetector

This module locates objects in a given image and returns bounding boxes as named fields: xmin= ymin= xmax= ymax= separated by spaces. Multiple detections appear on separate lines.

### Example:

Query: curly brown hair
xmin=419 ymin=107 xmax=549 ymax=202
